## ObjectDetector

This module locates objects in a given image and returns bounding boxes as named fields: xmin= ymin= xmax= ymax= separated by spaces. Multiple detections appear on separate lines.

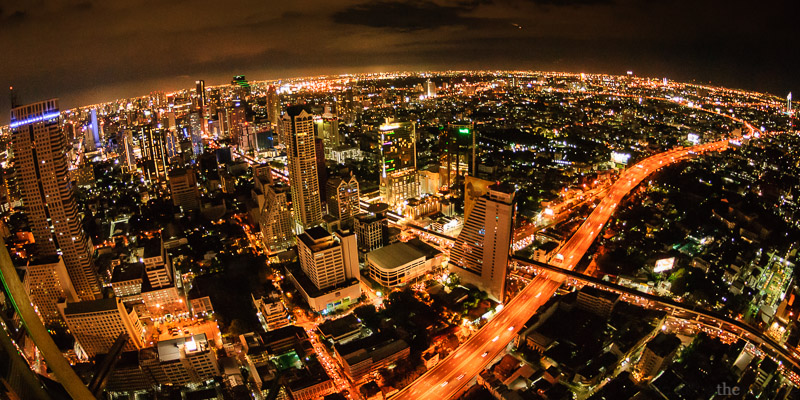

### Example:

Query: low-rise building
xmin=334 ymin=335 xmax=410 ymax=383
xmin=366 ymin=239 xmax=443 ymax=289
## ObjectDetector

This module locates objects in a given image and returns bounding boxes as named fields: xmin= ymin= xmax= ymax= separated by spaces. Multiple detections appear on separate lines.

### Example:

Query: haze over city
xmin=1 ymin=1 xmax=800 ymax=400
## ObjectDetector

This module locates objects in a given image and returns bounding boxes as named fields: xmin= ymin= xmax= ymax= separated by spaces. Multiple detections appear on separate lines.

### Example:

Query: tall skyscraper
xmin=11 ymin=99 xmax=101 ymax=301
xmin=86 ymin=108 xmax=100 ymax=152
xmin=326 ymin=172 xmax=360 ymax=228
xmin=139 ymin=125 xmax=168 ymax=185
xmin=788 ymin=92 xmax=793 ymax=113
xmin=379 ymin=120 xmax=419 ymax=208
xmin=425 ymin=79 xmax=436 ymax=97
xmin=188 ymin=112 xmax=204 ymax=157
xmin=195 ymin=80 xmax=206 ymax=113
xmin=260 ymin=182 xmax=294 ymax=254
xmin=449 ymin=182 xmax=515 ymax=302
xmin=283 ymin=105 xmax=323 ymax=232
xmin=267 ymin=85 xmax=281 ymax=131
xmin=314 ymin=105 xmax=340 ymax=158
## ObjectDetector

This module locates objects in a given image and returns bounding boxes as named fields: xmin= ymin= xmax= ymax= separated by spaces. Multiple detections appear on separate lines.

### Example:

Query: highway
xmin=392 ymin=139 xmax=731 ymax=399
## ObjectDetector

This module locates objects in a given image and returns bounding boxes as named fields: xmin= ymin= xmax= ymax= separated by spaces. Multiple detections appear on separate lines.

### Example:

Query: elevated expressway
xmin=393 ymin=139 xmax=735 ymax=399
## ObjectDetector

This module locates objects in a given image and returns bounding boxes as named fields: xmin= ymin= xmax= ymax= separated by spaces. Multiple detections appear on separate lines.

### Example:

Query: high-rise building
xmin=449 ymin=183 xmax=515 ymax=302
xmin=354 ymin=203 xmax=389 ymax=252
xmin=188 ymin=112 xmax=204 ymax=157
xmin=121 ymin=129 xmax=137 ymax=172
xmin=425 ymin=79 xmax=436 ymax=97
xmin=11 ymin=99 xmax=101 ymax=301
xmin=23 ymin=256 xmax=78 ymax=325
xmin=260 ymin=182 xmax=294 ymax=253
xmin=378 ymin=120 xmax=418 ymax=208
xmin=290 ymin=228 xmax=360 ymax=313
xmin=168 ymin=167 xmax=201 ymax=210
xmin=134 ymin=236 xmax=173 ymax=289
xmin=58 ymin=297 xmax=145 ymax=357
xmin=283 ymin=105 xmax=323 ymax=232
xmin=86 ymin=108 xmax=100 ymax=152
xmin=139 ymin=125 xmax=168 ymax=185
xmin=297 ymin=227 xmax=358 ymax=291
xmin=195 ymin=80 xmax=206 ymax=114
xmin=326 ymin=172 xmax=360 ymax=228
xmin=789 ymin=92 xmax=793 ymax=113
xmin=442 ymin=123 xmax=475 ymax=187
xmin=315 ymin=106 xmax=340 ymax=158
xmin=267 ymin=85 xmax=281 ymax=130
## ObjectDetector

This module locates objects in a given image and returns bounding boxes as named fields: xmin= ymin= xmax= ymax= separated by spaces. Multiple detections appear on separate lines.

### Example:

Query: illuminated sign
xmin=611 ymin=152 xmax=631 ymax=165
xmin=654 ymin=257 xmax=675 ymax=273
xmin=687 ymin=133 xmax=700 ymax=144
xmin=458 ymin=128 xmax=470 ymax=134
xmin=9 ymin=111 xmax=60 ymax=129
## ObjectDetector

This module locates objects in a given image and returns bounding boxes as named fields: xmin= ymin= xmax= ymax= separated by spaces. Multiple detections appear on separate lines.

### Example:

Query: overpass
xmin=392 ymin=138 xmax=733 ymax=399
xmin=511 ymin=254 xmax=800 ymax=374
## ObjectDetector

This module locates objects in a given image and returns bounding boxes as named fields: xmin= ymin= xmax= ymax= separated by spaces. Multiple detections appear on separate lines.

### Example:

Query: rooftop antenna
xmin=9 ymin=86 xmax=18 ymax=109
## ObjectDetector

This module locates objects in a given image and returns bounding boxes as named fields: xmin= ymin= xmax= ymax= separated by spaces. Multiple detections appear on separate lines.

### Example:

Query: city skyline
xmin=1 ymin=0 xmax=798 ymax=124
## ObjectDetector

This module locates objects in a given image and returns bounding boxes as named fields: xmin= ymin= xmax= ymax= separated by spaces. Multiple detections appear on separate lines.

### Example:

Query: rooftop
xmin=367 ymin=242 xmax=427 ymax=270
xmin=157 ymin=333 xmax=209 ymax=362
xmin=62 ymin=298 xmax=120 ymax=316
xmin=110 ymin=262 xmax=144 ymax=283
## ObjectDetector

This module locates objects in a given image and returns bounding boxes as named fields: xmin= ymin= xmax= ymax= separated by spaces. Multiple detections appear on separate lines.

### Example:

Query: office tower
xmin=139 ymin=125 xmax=168 ymax=185
xmin=229 ymin=102 xmax=246 ymax=147
xmin=217 ymin=109 xmax=231 ymax=139
xmin=425 ymin=79 xmax=436 ymax=97
xmin=121 ymin=129 xmax=137 ymax=172
xmin=354 ymin=203 xmax=389 ymax=252
xmin=85 ymin=108 xmax=100 ymax=152
xmin=260 ymin=182 xmax=294 ymax=254
xmin=23 ymin=256 xmax=78 ymax=325
xmin=789 ymin=92 xmax=793 ymax=113
xmin=283 ymin=105 xmax=323 ymax=232
xmin=296 ymin=228 xmax=359 ymax=299
xmin=58 ymin=297 xmax=145 ymax=357
xmin=449 ymin=182 xmax=515 ymax=302
xmin=326 ymin=172 xmax=360 ymax=228
xmin=267 ymin=85 xmax=280 ymax=130
xmin=11 ymin=99 xmax=101 ymax=301
xmin=135 ymin=235 xmax=173 ymax=288
xmin=195 ymin=80 xmax=206 ymax=114
xmin=167 ymin=110 xmax=177 ymax=133
xmin=314 ymin=106 xmax=339 ymax=158
xmin=315 ymin=138 xmax=328 ymax=200
xmin=378 ymin=120 xmax=419 ymax=208
xmin=188 ymin=112 xmax=203 ymax=157
xmin=231 ymin=75 xmax=251 ymax=100
xmin=168 ymin=167 xmax=201 ymax=210
xmin=442 ymin=123 xmax=475 ymax=187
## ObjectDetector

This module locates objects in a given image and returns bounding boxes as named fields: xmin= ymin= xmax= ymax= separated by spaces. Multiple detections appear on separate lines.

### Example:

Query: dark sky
xmin=1 ymin=0 xmax=797 ymax=123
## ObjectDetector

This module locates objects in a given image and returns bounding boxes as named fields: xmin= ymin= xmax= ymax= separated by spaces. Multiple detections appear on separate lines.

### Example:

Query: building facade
xmin=11 ymin=99 xmax=101 ymax=301
xmin=283 ymin=106 xmax=322 ymax=232
xmin=449 ymin=183 xmax=515 ymax=302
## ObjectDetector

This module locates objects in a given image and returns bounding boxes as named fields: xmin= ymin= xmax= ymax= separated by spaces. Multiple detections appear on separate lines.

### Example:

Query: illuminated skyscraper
xmin=315 ymin=105 xmax=340 ymax=158
xmin=326 ymin=172 xmax=360 ymax=228
xmin=195 ymin=80 xmax=206 ymax=113
xmin=378 ymin=120 xmax=419 ymax=208
xmin=139 ymin=125 xmax=168 ymax=184
xmin=267 ymin=85 xmax=281 ymax=130
xmin=789 ymin=92 xmax=793 ymax=113
xmin=283 ymin=105 xmax=322 ymax=232
xmin=58 ymin=298 xmax=145 ymax=357
xmin=11 ymin=99 xmax=101 ymax=301
xmin=260 ymin=182 xmax=294 ymax=253
xmin=449 ymin=183 xmax=515 ymax=302
xmin=188 ymin=112 xmax=203 ymax=157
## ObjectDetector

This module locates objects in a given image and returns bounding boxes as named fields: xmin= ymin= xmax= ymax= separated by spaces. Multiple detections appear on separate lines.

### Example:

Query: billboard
xmin=611 ymin=151 xmax=631 ymax=165
xmin=654 ymin=257 xmax=675 ymax=273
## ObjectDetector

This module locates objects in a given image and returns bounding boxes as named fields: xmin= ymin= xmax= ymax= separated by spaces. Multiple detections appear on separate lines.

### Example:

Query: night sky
xmin=1 ymin=0 xmax=797 ymax=123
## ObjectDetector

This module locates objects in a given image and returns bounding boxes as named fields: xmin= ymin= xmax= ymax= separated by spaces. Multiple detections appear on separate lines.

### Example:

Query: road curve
xmin=392 ymin=139 xmax=731 ymax=400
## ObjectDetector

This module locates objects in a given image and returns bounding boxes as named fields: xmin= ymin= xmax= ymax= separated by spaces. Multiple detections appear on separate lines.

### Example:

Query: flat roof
xmin=63 ymin=298 xmax=119 ymax=315
xmin=367 ymin=241 xmax=440 ymax=270
xmin=111 ymin=262 xmax=144 ymax=283
xmin=138 ymin=236 xmax=162 ymax=259
xmin=157 ymin=333 xmax=208 ymax=362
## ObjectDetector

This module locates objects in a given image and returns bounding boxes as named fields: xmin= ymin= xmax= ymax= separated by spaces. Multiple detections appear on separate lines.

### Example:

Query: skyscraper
xmin=260 ymin=182 xmax=294 ymax=253
xmin=11 ymin=99 xmax=101 ymax=301
xmin=788 ymin=92 xmax=793 ymax=113
xmin=168 ymin=167 xmax=201 ymax=210
xmin=267 ymin=85 xmax=280 ymax=131
xmin=58 ymin=297 xmax=145 ymax=357
xmin=326 ymin=172 xmax=360 ymax=228
xmin=449 ymin=182 xmax=515 ymax=302
xmin=291 ymin=227 xmax=360 ymax=312
xmin=379 ymin=120 xmax=419 ymax=208
xmin=139 ymin=125 xmax=168 ymax=185
xmin=283 ymin=105 xmax=323 ymax=232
